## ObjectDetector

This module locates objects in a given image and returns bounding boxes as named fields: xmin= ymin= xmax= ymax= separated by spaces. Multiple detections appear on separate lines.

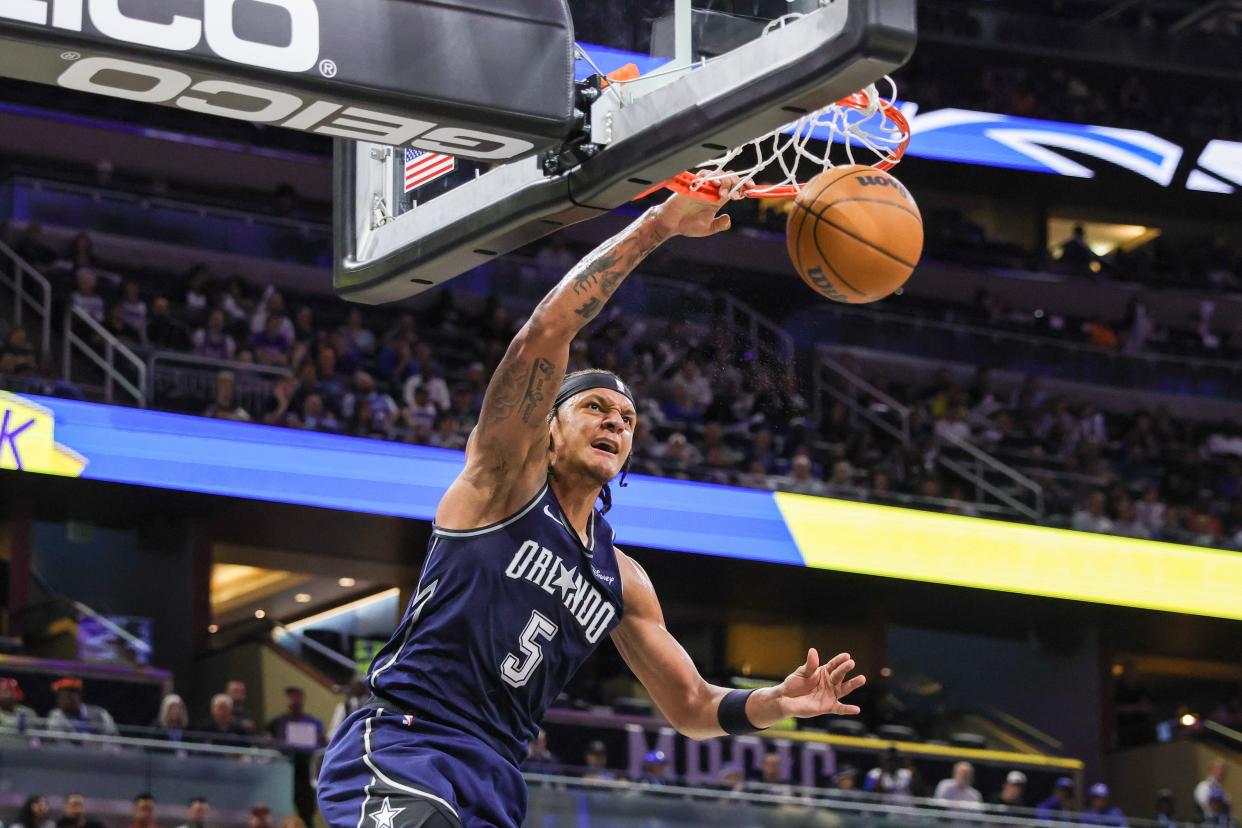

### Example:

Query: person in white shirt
xmin=935 ymin=761 xmax=983 ymax=807
xmin=1196 ymin=759 xmax=1231 ymax=819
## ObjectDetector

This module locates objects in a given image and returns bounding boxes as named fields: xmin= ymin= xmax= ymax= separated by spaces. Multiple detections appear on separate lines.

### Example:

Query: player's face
xmin=553 ymin=389 xmax=636 ymax=484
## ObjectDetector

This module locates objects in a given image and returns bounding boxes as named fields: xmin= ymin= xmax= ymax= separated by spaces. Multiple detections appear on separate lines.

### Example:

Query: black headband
xmin=554 ymin=371 xmax=635 ymax=411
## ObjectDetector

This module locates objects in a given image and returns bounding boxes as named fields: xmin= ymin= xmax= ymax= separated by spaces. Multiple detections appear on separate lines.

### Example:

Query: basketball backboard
xmin=335 ymin=0 xmax=916 ymax=304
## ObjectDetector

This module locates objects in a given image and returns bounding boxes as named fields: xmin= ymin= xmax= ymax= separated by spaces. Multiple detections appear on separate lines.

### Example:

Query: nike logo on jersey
xmin=505 ymin=539 xmax=616 ymax=644
xmin=543 ymin=505 xmax=565 ymax=528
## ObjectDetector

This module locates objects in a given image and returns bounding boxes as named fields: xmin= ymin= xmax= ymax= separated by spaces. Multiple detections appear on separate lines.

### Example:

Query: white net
xmin=681 ymin=75 xmax=909 ymax=199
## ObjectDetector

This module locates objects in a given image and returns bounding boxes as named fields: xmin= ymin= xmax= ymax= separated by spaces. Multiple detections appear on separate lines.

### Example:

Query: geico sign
xmin=58 ymin=57 xmax=535 ymax=160
xmin=1 ymin=0 xmax=319 ymax=73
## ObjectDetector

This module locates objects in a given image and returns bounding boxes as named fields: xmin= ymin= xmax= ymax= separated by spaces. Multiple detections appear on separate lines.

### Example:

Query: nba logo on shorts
xmin=402 ymin=714 xmax=414 ymax=727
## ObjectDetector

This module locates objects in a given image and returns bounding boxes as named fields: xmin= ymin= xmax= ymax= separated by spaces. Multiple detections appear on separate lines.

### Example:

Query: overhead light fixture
xmin=1181 ymin=713 xmax=1198 ymax=727
xmin=254 ymin=609 xmax=266 ymax=619
xmin=338 ymin=577 xmax=357 ymax=588
xmin=295 ymin=593 xmax=312 ymax=603
xmin=207 ymin=624 xmax=219 ymax=634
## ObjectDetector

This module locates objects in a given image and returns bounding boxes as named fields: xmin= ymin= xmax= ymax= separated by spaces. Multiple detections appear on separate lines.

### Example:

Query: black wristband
xmin=717 ymin=689 xmax=764 ymax=735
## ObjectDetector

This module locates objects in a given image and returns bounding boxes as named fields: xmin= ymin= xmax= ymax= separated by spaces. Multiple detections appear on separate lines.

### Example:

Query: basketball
xmin=786 ymin=165 xmax=924 ymax=304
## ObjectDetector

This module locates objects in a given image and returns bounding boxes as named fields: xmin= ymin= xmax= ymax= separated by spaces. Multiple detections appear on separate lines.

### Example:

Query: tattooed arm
xmin=434 ymin=185 xmax=744 ymax=529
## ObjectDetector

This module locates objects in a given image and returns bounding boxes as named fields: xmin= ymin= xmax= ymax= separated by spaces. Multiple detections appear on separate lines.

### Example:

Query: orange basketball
xmin=786 ymin=165 xmax=923 ymax=304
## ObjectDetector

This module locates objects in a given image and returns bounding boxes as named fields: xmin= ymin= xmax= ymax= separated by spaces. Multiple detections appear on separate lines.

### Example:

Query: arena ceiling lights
xmin=6 ymin=392 xmax=1240 ymax=622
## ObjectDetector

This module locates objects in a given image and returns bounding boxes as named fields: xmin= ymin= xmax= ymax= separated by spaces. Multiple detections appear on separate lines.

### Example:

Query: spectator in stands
xmin=129 ymin=794 xmax=158 ymax=828
xmin=934 ymin=405 xmax=972 ymax=443
xmin=522 ymin=729 xmax=561 ymax=772
xmin=1058 ymin=225 xmax=1095 ymax=273
xmin=1 ymin=329 xmax=38 ymax=377
xmin=1203 ymin=790 xmax=1237 ymax=828
xmin=988 ymin=770 xmax=1028 ymax=808
xmin=1081 ymin=783 xmax=1128 ymax=827
xmin=299 ymin=392 xmax=340 ymax=433
xmin=12 ymin=795 xmax=54 ymax=828
xmin=57 ymin=793 xmax=105 ymax=828
xmin=314 ymin=345 xmax=347 ymax=412
xmin=276 ymin=819 xmax=306 ymax=828
xmin=340 ymin=308 xmax=376 ymax=358
xmin=834 ymin=766 xmax=859 ymax=791
xmin=67 ymin=233 xmax=98 ymax=271
xmin=120 ymin=280 xmax=148 ymax=342
xmin=342 ymin=371 xmax=399 ymax=438
xmin=935 ymin=761 xmax=982 ymax=807
xmin=775 ymin=454 xmax=827 ymax=496
xmin=202 ymin=371 xmax=250 ymax=422
xmin=1155 ymin=789 xmax=1178 ymax=828
xmin=172 ymin=798 xmax=208 ymax=828
xmin=1113 ymin=499 xmax=1152 ymax=539
xmin=1072 ymin=491 xmax=1115 ymax=535
xmin=70 ymin=268 xmax=106 ymax=323
xmin=183 ymin=265 xmax=212 ymax=326
xmin=146 ymin=296 xmax=191 ymax=351
xmin=105 ymin=303 xmax=142 ymax=347
xmin=263 ymin=376 xmax=299 ymax=427
xmin=226 ymin=680 xmax=256 ymax=734
xmin=0 ymin=678 xmax=36 ymax=730
xmin=755 ymin=751 xmax=795 ymax=798
xmin=1196 ymin=760 xmax=1231 ymax=819
xmin=864 ymin=747 xmax=913 ymax=798
xmin=153 ymin=693 xmax=190 ymax=743
xmin=718 ymin=764 xmax=746 ymax=793
xmin=638 ymin=749 xmax=671 ymax=785
xmin=403 ymin=384 xmax=439 ymax=434
xmin=252 ymin=314 xmax=292 ymax=367
xmin=193 ymin=309 xmax=236 ymax=362
xmin=45 ymin=677 xmax=118 ymax=736
xmin=404 ymin=359 xmax=451 ymax=413
xmin=1038 ymin=778 xmax=1076 ymax=819
xmin=267 ymin=687 xmax=324 ymax=750
xmin=581 ymin=740 xmax=617 ymax=781
xmin=248 ymin=805 xmax=273 ymax=828
xmin=196 ymin=693 xmax=249 ymax=746
xmin=14 ymin=222 xmax=57 ymax=269
xmin=250 ymin=288 xmax=295 ymax=342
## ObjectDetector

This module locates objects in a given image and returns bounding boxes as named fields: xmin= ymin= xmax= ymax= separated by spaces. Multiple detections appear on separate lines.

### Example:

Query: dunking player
xmin=317 ymin=182 xmax=866 ymax=828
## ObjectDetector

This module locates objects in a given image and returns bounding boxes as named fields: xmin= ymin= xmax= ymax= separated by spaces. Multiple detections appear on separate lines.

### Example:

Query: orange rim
xmin=638 ymin=91 xmax=910 ymax=202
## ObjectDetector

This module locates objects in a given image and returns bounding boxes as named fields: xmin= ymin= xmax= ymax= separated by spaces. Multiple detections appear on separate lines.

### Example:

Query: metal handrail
xmin=814 ymin=301 xmax=1242 ymax=375
xmin=815 ymin=352 xmax=912 ymax=443
xmin=271 ymin=623 xmax=358 ymax=674
xmin=70 ymin=600 xmax=152 ymax=660
xmin=62 ymin=306 xmax=147 ymax=406
xmin=722 ymin=294 xmax=796 ymax=361
xmin=147 ymin=350 xmax=291 ymax=410
xmin=0 ymin=724 xmax=284 ymax=760
xmin=936 ymin=428 xmax=1045 ymax=519
xmin=0 ymin=239 xmax=52 ymax=358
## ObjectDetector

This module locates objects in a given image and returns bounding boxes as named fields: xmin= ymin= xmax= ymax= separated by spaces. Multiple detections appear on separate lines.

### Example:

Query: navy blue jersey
xmin=368 ymin=482 xmax=625 ymax=767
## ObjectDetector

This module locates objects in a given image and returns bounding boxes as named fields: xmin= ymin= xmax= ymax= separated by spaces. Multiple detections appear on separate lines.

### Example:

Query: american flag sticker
xmin=404 ymin=147 xmax=455 ymax=193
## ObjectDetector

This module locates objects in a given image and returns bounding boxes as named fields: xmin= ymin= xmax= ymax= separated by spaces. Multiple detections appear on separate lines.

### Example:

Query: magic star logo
xmin=0 ymin=392 xmax=87 ymax=477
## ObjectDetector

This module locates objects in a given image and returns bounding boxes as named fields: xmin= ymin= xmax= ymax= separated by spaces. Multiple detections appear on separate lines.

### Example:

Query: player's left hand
xmin=774 ymin=649 xmax=866 ymax=718
xmin=652 ymin=174 xmax=752 ymax=238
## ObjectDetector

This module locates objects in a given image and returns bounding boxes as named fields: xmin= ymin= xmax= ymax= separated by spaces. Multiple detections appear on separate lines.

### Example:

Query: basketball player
xmin=317 ymin=181 xmax=866 ymax=828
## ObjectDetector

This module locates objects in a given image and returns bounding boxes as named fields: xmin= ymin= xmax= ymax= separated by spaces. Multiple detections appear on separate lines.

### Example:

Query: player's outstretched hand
xmin=774 ymin=649 xmax=866 ymax=718
xmin=653 ymin=174 xmax=752 ymax=238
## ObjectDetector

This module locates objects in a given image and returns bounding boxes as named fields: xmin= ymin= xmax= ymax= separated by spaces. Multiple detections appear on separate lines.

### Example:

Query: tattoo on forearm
xmin=574 ymin=297 xmax=602 ymax=320
xmin=482 ymin=355 xmax=530 ymax=421
xmin=519 ymin=357 xmax=557 ymax=423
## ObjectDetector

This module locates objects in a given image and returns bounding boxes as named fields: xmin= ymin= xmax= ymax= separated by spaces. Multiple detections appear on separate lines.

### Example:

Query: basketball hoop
xmin=653 ymin=77 xmax=910 ymax=202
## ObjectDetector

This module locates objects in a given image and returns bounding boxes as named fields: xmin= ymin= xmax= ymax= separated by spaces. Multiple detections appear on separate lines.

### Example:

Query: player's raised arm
xmin=437 ymin=185 xmax=745 ymax=527
xmin=611 ymin=549 xmax=865 ymax=740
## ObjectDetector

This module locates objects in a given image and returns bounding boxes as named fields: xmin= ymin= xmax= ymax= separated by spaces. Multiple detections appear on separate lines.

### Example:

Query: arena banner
xmin=6 ymin=393 xmax=1242 ymax=620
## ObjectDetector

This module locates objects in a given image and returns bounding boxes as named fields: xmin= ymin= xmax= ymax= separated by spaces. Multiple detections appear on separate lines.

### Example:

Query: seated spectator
xmin=342 ymin=371 xmax=399 ymax=437
xmin=14 ymin=222 xmax=57 ymax=269
xmin=1072 ymin=490 xmax=1115 ymax=534
xmin=522 ymin=729 xmax=561 ymax=772
xmin=196 ymin=694 xmax=250 ymax=746
xmin=250 ymin=287 xmax=295 ymax=342
xmin=1 ymin=328 xmax=38 ymax=376
xmin=130 ymin=794 xmax=159 ymax=828
xmin=146 ymin=296 xmax=191 ymax=351
xmin=248 ymin=805 xmax=273 ymax=828
xmin=173 ymin=798 xmax=209 ymax=828
xmin=67 ymin=232 xmax=98 ymax=271
xmin=1081 ymin=783 xmax=1128 ymax=827
xmin=183 ymin=265 xmax=212 ymax=326
xmin=429 ymin=415 xmax=466 ymax=450
xmin=120 ymin=280 xmax=148 ymax=340
xmin=934 ymin=405 xmax=972 ymax=442
xmin=203 ymin=371 xmax=250 ymax=422
xmin=300 ymin=392 xmax=340 ymax=433
xmin=263 ymin=376 xmax=299 ymax=427
xmin=70 ymin=268 xmax=106 ymax=323
xmin=1113 ymin=498 xmax=1152 ymax=539
xmin=774 ymin=454 xmax=827 ymax=496
xmin=752 ymin=751 xmax=794 ymax=798
xmin=1037 ymin=777 xmax=1076 ymax=819
xmin=315 ymin=345 xmax=348 ymax=412
xmin=105 ymin=303 xmax=142 ymax=347
xmin=404 ymin=360 xmax=451 ymax=413
xmin=825 ymin=460 xmax=863 ymax=500
xmin=988 ymin=770 xmax=1027 ymax=808
xmin=834 ymin=766 xmax=859 ymax=791
xmin=637 ymin=749 xmax=671 ymax=785
xmin=934 ymin=761 xmax=982 ymax=807
xmin=1203 ymin=790 xmax=1237 ymax=828
xmin=193 ymin=309 xmax=236 ymax=361
xmin=404 ymin=385 xmax=439 ymax=431
xmin=864 ymin=747 xmax=913 ymax=798
xmin=13 ymin=795 xmax=54 ymax=828
xmin=57 ymin=793 xmax=105 ymax=828
xmin=45 ymin=677 xmax=119 ymax=736
xmin=153 ymin=693 xmax=190 ymax=742
xmin=252 ymin=314 xmax=292 ymax=366
xmin=340 ymin=307 xmax=376 ymax=358
xmin=226 ymin=679 xmax=258 ymax=734
xmin=581 ymin=740 xmax=617 ymax=781
xmin=660 ymin=381 xmax=702 ymax=426
xmin=0 ymin=677 xmax=37 ymax=729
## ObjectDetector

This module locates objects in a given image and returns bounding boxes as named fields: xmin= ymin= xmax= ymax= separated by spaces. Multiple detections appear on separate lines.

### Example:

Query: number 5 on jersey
xmin=501 ymin=610 xmax=559 ymax=688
